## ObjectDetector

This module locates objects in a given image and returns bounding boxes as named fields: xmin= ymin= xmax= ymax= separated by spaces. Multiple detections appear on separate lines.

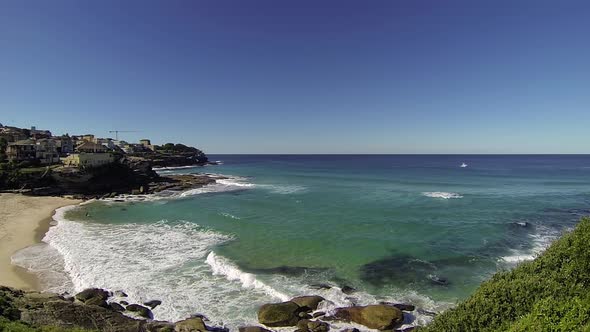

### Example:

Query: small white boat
xmin=460 ymin=163 xmax=468 ymax=168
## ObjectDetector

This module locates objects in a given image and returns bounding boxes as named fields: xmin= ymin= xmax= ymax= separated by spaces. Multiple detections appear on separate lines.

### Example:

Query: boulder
xmin=339 ymin=329 xmax=360 ymax=332
xmin=74 ymin=288 xmax=110 ymax=308
xmin=291 ymin=296 xmax=325 ymax=311
xmin=110 ymin=302 xmax=126 ymax=311
xmin=379 ymin=302 xmax=415 ymax=312
xmin=238 ymin=327 xmax=272 ymax=332
xmin=115 ymin=290 xmax=128 ymax=297
xmin=341 ymin=286 xmax=356 ymax=294
xmin=175 ymin=317 xmax=208 ymax=332
xmin=297 ymin=319 xmax=330 ymax=332
xmin=126 ymin=303 xmax=154 ymax=319
xmin=333 ymin=305 xmax=403 ymax=330
xmin=313 ymin=311 xmax=326 ymax=318
xmin=145 ymin=299 xmax=163 ymax=309
xmin=121 ymin=300 xmax=129 ymax=305
xmin=258 ymin=301 xmax=303 ymax=327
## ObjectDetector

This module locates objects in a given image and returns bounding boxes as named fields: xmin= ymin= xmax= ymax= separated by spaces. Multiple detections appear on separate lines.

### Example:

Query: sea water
xmin=12 ymin=155 xmax=590 ymax=330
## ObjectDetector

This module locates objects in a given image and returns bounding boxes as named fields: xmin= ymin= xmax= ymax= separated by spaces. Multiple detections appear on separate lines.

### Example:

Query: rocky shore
xmin=0 ymin=285 xmax=420 ymax=332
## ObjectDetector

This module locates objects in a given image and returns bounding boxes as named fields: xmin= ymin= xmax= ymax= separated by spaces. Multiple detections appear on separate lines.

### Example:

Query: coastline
xmin=0 ymin=193 xmax=81 ymax=291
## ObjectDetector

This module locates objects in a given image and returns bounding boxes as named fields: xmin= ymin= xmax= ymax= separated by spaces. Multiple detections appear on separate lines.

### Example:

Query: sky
xmin=1 ymin=1 xmax=589 ymax=154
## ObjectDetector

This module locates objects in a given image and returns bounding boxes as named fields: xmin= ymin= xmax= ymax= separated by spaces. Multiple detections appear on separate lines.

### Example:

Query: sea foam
xmin=422 ymin=192 xmax=463 ymax=199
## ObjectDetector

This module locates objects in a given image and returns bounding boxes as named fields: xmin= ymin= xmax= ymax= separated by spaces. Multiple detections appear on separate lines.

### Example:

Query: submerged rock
xmin=258 ymin=301 xmax=303 ymax=327
xmin=291 ymin=296 xmax=326 ymax=311
xmin=333 ymin=304 xmax=403 ymax=330
xmin=341 ymin=286 xmax=356 ymax=294
xmin=126 ymin=303 xmax=154 ymax=319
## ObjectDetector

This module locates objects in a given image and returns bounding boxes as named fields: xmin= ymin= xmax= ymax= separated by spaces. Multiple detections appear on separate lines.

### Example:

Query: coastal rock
xmin=333 ymin=305 xmax=403 ymax=330
xmin=379 ymin=302 xmax=415 ymax=311
xmin=341 ymin=286 xmax=356 ymax=294
xmin=258 ymin=301 xmax=303 ymax=327
xmin=291 ymin=295 xmax=325 ymax=311
xmin=145 ymin=299 xmax=163 ymax=309
xmin=339 ymin=329 xmax=360 ymax=332
xmin=114 ymin=290 xmax=128 ymax=297
xmin=297 ymin=319 xmax=330 ymax=332
xmin=74 ymin=288 xmax=110 ymax=308
xmin=126 ymin=303 xmax=154 ymax=319
xmin=174 ymin=317 xmax=208 ymax=332
xmin=121 ymin=300 xmax=129 ymax=305
xmin=313 ymin=311 xmax=326 ymax=318
xmin=310 ymin=284 xmax=332 ymax=290
xmin=110 ymin=302 xmax=126 ymax=311
xmin=238 ymin=327 xmax=273 ymax=332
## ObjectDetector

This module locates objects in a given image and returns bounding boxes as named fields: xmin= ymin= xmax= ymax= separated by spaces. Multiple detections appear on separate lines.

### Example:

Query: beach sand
xmin=0 ymin=193 xmax=81 ymax=290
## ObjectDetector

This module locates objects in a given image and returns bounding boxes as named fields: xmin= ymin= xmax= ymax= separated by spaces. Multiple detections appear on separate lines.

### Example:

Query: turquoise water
xmin=19 ymin=155 xmax=590 ymax=329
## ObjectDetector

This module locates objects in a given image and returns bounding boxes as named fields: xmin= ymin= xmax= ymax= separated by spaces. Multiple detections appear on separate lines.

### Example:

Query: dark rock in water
xmin=344 ymin=297 xmax=359 ymax=306
xmin=258 ymin=301 xmax=304 ymax=327
xmin=341 ymin=286 xmax=356 ymax=294
xmin=379 ymin=302 xmax=415 ymax=312
xmin=428 ymin=275 xmax=449 ymax=286
xmin=291 ymin=295 xmax=326 ymax=311
xmin=190 ymin=313 xmax=210 ymax=321
xmin=299 ymin=312 xmax=312 ymax=319
xmin=360 ymin=254 xmax=437 ymax=286
xmin=174 ymin=317 xmax=207 ymax=331
xmin=297 ymin=319 xmax=330 ymax=332
xmin=310 ymin=283 xmax=332 ymax=290
xmin=74 ymin=288 xmax=110 ymax=308
xmin=416 ymin=308 xmax=437 ymax=317
xmin=333 ymin=305 xmax=403 ymax=330
xmin=313 ymin=311 xmax=326 ymax=318
xmin=239 ymin=327 xmax=272 ymax=332
xmin=126 ymin=304 xmax=154 ymax=319
xmin=339 ymin=329 xmax=360 ymax=332
xmin=144 ymin=299 xmax=162 ymax=309
xmin=110 ymin=302 xmax=125 ymax=311
xmin=114 ymin=290 xmax=128 ymax=297
xmin=121 ymin=300 xmax=129 ymax=305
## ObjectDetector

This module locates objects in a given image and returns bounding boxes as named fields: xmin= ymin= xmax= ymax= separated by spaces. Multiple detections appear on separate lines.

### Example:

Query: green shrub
xmin=420 ymin=217 xmax=590 ymax=331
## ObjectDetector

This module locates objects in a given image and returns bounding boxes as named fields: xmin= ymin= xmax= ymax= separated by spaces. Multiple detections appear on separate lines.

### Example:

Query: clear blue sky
xmin=1 ymin=1 xmax=589 ymax=154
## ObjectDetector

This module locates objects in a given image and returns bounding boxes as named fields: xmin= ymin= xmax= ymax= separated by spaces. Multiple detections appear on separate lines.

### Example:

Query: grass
xmin=420 ymin=217 xmax=590 ymax=332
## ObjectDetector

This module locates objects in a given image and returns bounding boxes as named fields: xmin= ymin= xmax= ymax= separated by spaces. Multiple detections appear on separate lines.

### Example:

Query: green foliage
xmin=155 ymin=143 xmax=204 ymax=155
xmin=420 ymin=217 xmax=590 ymax=331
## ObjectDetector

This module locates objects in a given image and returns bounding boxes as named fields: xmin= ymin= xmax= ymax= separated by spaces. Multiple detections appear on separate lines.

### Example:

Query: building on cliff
xmin=6 ymin=139 xmax=37 ymax=162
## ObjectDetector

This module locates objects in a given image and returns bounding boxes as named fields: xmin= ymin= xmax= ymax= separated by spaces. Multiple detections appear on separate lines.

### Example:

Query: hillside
xmin=420 ymin=217 xmax=590 ymax=331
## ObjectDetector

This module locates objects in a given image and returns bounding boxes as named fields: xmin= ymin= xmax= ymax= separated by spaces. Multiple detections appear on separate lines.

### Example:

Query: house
xmin=6 ymin=140 xmax=37 ymax=162
xmin=30 ymin=126 xmax=52 ymax=139
xmin=82 ymin=134 xmax=95 ymax=142
xmin=0 ymin=127 xmax=28 ymax=143
xmin=62 ymin=153 xmax=115 ymax=168
xmin=55 ymin=135 xmax=74 ymax=155
xmin=76 ymin=141 xmax=108 ymax=153
xmin=35 ymin=139 xmax=60 ymax=165
xmin=139 ymin=139 xmax=156 ymax=151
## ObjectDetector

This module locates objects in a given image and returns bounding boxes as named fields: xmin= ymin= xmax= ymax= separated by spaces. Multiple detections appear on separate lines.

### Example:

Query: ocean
xmin=12 ymin=155 xmax=590 ymax=330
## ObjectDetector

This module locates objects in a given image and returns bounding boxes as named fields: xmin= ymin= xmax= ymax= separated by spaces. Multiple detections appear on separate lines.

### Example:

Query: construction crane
xmin=108 ymin=130 xmax=138 ymax=141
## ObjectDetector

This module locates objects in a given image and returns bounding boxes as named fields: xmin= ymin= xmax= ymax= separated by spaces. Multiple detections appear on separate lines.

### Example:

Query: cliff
xmin=419 ymin=217 xmax=590 ymax=331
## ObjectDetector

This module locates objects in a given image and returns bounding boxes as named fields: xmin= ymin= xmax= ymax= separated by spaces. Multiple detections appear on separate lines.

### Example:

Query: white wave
xmin=153 ymin=165 xmax=202 ymax=172
xmin=258 ymin=184 xmax=307 ymax=195
xmin=422 ymin=192 xmax=463 ymax=199
xmin=219 ymin=212 xmax=241 ymax=220
xmin=206 ymin=252 xmax=289 ymax=301
xmin=501 ymin=226 xmax=561 ymax=264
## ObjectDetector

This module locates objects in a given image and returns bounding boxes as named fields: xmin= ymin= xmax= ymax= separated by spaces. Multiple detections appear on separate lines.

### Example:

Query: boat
xmin=460 ymin=163 xmax=468 ymax=168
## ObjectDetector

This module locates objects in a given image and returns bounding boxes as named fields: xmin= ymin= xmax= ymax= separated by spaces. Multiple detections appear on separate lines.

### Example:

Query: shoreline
xmin=0 ymin=193 xmax=81 ymax=291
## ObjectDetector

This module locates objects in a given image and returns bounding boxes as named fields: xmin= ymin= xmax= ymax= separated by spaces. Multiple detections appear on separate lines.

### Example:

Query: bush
xmin=420 ymin=217 xmax=590 ymax=331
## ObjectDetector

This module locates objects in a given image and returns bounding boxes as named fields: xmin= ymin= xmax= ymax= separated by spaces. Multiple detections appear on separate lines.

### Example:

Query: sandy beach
xmin=0 ymin=193 xmax=81 ymax=291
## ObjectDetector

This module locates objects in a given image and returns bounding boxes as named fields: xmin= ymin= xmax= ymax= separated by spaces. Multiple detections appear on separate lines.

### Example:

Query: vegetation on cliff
xmin=420 ymin=217 xmax=590 ymax=332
